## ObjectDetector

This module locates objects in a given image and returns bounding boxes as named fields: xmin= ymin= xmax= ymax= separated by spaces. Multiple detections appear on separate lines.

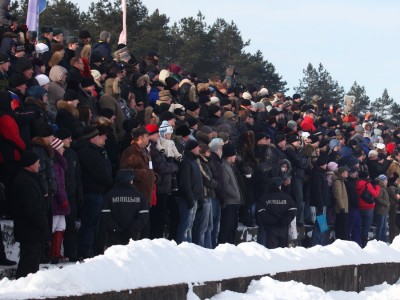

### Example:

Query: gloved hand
xmin=75 ymin=220 xmax=81 ymax=231
xmin=61 ymin=200 xmax=69 ymax=210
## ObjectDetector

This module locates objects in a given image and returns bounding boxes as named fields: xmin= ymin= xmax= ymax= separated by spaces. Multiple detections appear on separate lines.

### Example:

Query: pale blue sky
xmin=76 ymin=0 xmax=400 ymax=103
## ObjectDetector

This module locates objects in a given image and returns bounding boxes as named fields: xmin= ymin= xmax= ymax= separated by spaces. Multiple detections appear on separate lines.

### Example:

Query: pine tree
xmin=370 ymin=89 xmax=394 ymax=119
xmin=295 ymin=63 xmax=345 ymax=105
xmin=347 ymin=81 xmax=370 ymax=115
xmin=390 ymin=102 xmax=400 ymax=126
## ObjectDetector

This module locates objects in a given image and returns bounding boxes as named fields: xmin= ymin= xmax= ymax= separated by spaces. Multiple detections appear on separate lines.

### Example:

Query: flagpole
xmin=118 ymin=0 xmax=127 ymax=45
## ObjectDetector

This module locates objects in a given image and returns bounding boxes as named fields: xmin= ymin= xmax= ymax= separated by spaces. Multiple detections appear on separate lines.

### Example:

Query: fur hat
xmin=79 ymin=30 xmax=91 ymax=39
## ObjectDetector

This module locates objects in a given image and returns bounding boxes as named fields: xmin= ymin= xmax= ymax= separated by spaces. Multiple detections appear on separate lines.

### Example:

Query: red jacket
xmin=0 ymin=114 xmax=26 ymax=163
xmin=300 ymin=116 xmax=316 ymax=133
xmin=356 ymin=179 xmax=381 ymax=210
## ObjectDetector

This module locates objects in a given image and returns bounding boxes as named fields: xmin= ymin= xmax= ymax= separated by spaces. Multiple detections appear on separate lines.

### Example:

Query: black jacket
xmin=176 ymin=151 xmax=203 ymax=208
xmin=76 ymin=139 xmax=113 ymax=194
xmin=64 ymin=147 xmax=84 ymax=213
xmin=285 ymin=144 xmax=308 ymax=179
xmin=13 ymin=169 xmax=50 ymax=242
xmin=149 ymin=141 xmax=178 ymax=194
xmin=208 ymin=152 xmax=224 ymax=200
xmin=309 ymin=165 xmax=329 ymax=212
xmin=256 ymin=187 xmax=297 ymax=228
xmin=102 ymin=182 xmax=149 ymax=236
xmin=366 ymin=159 xmax=391 ymax=181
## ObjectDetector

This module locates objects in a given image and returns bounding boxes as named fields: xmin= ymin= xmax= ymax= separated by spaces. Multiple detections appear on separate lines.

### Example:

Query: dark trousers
xmin=265 ymin=226 xmax=289 ymax=249
xmin=167 ymin=194 xmax=179 ymax=241
xmin=63 ymin=196 xmax=78 ymax=260
xmin=16 ymin=242 xmax=42 ymax=279
xmin=335 ymin=212 xmax=350 ymax=241
xmin=219 ymin=204 xmax=239 ymax=244
xmin=78 ymin=193 xmax=103 ymax=258
xmin=150 ymin=193 xmax=169 ymax=239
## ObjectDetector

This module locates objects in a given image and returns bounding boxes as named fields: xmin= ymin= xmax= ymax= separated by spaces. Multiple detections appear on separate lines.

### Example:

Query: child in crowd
xmin=159 ymin=120 xmax=182 ymax=191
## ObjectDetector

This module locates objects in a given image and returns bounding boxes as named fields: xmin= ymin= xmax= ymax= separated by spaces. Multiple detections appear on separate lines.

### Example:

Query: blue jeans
xmin=192 ymin=198 xmax=213 ymax=248
xmin=175 ymin=197 xmax=197 ymax=244
xmin=257 ymin=224 xmax=267 ymax=247
xmin=375 ymin=214 xmax=388 ymax=242
xmin=360 ymin=209 xmax=374 ymax=247
xmin=78 ymin=193 xmax=104 ymax=258
xmin=349 ymin=208 xmax=362 ymax=246
xmin=211 ymin=198 xmax=221 ymax=248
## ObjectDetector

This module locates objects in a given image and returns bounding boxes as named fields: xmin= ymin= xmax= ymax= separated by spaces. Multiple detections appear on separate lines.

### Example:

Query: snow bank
xmin=1 ymin=237 xmax=400 ymax=299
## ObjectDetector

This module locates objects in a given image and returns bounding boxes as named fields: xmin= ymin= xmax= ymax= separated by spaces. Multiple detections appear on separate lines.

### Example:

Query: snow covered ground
xmin=1 ymin=238 xmax=400 ymax=299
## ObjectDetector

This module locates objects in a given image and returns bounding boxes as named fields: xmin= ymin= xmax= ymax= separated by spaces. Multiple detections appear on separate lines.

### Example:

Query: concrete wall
xmin=48 ymin=262 xmax=400 ymax=300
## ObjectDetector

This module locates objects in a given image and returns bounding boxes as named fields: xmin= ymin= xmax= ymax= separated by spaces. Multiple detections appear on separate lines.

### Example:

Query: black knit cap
xmin=64 ymin=89 xmax=79 ymax=101
xmin=99 ymin=108 xmax=115 ymax=119
xmin=186 ymin=116 xmax=198 ymax=128
xmin=208 ymin=104 xmax=220 ymax=115
xmin=15 ymin=57 xmax=32 ymax=73
xmin=222 ymin=143 xmax=236 ymax=158
xmin=55 ymin=128 xmax=72 ymax=140
xmin=185 ymin=139 xmax=199 ymax=151
xmin=269 ymin=177 xmax=283 ymax=188
xmin=159 ymin=111 xmax=175 ymax=122
xmin=165 ymin=77 xmax=179 ymax=89
xmin=186 ymin=102 xmax=200 ymax=112
xmin=175 ymin=125 xmax=191 ymax=137
xmin=37 ymin=124 xmax=54 ymax=138
xmin=40 ymin=26 xmax=53 ymax=34
xmin=79 ymin=29 xmax=91 ymax=39
xmin=20 ymin=151 xmax=39 ymax=168
xmin=275 ymin=133 xmax=286 ymax=144
xmin=0 ymin=53 xmax=10 ymax=64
